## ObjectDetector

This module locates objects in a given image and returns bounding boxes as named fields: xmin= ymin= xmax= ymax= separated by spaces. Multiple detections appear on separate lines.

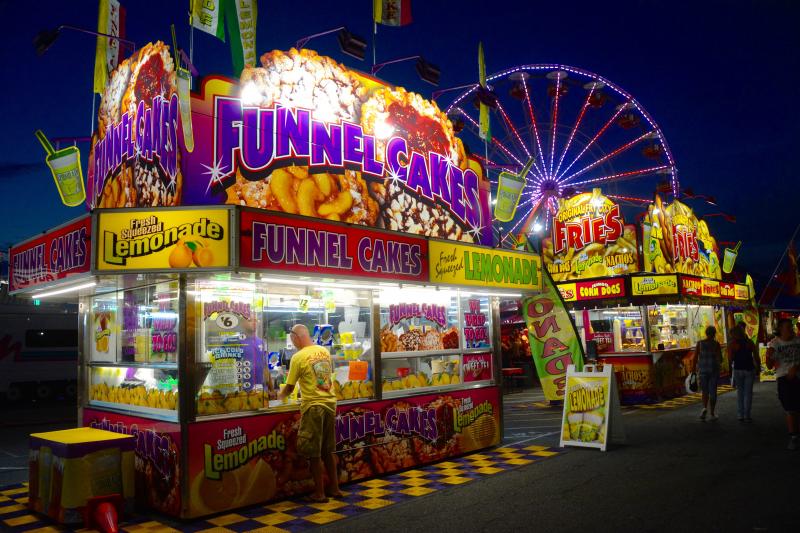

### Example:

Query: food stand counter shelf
xmin=3 ymin=206 xmax=545 ymax=519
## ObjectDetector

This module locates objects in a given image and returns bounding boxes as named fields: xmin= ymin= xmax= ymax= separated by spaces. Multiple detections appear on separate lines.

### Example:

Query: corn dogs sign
xmin=543 ymin=189 xmax=638 ymax=281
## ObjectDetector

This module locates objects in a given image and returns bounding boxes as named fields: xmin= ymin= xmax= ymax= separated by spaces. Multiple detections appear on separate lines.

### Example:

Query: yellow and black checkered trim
xmin=632 ymin=385 xmax=734 ymax=410
xmin=0 ymin=444 xmax=562 ymax=532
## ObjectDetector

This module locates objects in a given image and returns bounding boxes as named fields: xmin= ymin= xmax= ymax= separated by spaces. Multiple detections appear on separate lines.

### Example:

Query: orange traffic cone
xmin=93 ymin=502 xmax=118 ymax=533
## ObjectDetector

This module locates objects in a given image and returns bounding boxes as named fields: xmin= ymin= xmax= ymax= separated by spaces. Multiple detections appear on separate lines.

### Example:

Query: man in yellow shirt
xmin=279 ymin=324 xmax=342 ymax=501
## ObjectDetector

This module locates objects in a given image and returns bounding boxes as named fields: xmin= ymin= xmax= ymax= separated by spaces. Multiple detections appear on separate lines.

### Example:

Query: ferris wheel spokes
xmin=555 ymin=102 xmax=629 ymax=181
xmin=548 ymin=71 xmax=566 ymax=177
xmin=553 ymin=84 xmax=596 ymax=178
xmin=494 ymin=98 xmax=532 ymax=161
xmin=569 ymin=164 xmax=671 ymax=189
xmin=560 ymin=129 xmax=657 ymax=185
xmin=455 ymin=106 xmax=526 ymax=168
xmin=521 ymin=76 xmax=548 ymax=173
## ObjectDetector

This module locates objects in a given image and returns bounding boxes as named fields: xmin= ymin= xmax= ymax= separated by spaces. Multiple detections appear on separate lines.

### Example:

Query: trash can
xmin=28 ymin=427 xmax=135 ymax=524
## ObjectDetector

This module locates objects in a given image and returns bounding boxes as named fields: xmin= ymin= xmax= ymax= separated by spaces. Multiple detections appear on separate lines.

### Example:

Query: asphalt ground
xmin=323 ymin=381 xmax=800 ymax=533
xmin=0 ymin=401 xmax=76 ymax=486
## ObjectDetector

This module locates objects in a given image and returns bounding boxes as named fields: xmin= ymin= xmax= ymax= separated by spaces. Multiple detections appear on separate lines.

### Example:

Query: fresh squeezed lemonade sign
xmin=428 ymin=241 xmax=542 ymax=290
xmin=97 ymin=208 xmax=230 ymax=270
xmin=542 ymin=189 xmax=638 ymax=281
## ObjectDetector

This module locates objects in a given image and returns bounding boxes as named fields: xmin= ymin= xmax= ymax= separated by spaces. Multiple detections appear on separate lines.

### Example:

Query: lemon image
xmin=168 ymin=241 xmax=193 ymax=268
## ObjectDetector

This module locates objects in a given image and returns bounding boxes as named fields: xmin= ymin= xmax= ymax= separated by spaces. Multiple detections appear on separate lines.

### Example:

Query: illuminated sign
xmin=642 ymin=195 xmax=721 ymax=279
xmin=9 ymin=216 xmax=91 ymax=292
xmin=557 ymin=278 xmax=626 ymax=303
xmin=734 ymin=284 xmax=749 ymax=301
xmin=96 ymin=208 xmax=231 ymax=271
xmin=630 ymin=274 xmax=679 ymax=296
xmin=91 ymin=42 xmax=182 ymax=209
xmin=183 ymin=49 xmax=492 ymax=246
xmin=681 ymin=276 xmax=702 ymax=296
xmin=240 ymin=210 xmax=428 ymax=282
xmin=543 ymin=189 xmax=638 ymax=281
xmin=428 ymin=241 xmax=542 ymax=291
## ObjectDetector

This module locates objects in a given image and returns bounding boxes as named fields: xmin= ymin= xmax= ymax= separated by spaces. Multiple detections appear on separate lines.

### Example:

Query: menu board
xmin=200 ymin=299 xmax=258 ymax=395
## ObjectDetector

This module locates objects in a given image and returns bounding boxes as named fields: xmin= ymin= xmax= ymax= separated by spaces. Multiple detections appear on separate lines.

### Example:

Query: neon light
xmin=560 ymin=130 xmax=656 ymax=184
xmin=495 ymin=99 xmax=532 ymax=160
xmin=554 ymin=85 xmax=595 ymax=177
xmin=549 ymin=73 xmax=562 ymax=176
xmin=569 ymin=165 xmax=670 ymax=188
xmin=521 ymin=76 xmax=548 ymax=173
xmin=556 ymin=102 xmax=627 ymax=180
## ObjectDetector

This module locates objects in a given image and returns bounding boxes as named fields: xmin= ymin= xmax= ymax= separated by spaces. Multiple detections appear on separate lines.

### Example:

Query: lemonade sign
xmin=96 ymin=207 xmax=231 ymax=271
xmin=560 ymin=364 xmax=624 ymax=451
xmin=542 ymin=189 xmax=638 ymax=281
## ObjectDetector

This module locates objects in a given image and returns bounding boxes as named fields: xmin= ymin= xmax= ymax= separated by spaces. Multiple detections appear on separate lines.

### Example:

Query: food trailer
xmin=542 ymin=189 xmax=749 ymax=403
xmin=8 ymin=43 xmax=545 ymax=518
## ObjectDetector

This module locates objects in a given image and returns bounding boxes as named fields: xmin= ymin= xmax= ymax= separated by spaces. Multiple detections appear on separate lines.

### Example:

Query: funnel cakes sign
xmin=183 ymin=48 xmax=492 ymax=245
xmin=90 ymin=41 xmax=182 ymax=208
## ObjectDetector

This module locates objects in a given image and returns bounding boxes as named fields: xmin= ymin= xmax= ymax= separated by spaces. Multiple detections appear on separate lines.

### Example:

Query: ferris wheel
xmin=445 ymin=64 xmax=678 ymax=247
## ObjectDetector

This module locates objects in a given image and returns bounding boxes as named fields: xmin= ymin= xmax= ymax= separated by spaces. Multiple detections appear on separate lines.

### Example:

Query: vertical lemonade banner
xmin=523 ymin=268 xmax=584 ymax=401
xmin=559 ymin=364 xmax=625 ymax=451
xmin=171 ymin=24 xmax=194 ymax=152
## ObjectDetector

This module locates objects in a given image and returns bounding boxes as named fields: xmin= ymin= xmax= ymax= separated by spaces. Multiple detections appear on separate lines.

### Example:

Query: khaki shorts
xmin=297 ymin=405 xmax=336 ymax=458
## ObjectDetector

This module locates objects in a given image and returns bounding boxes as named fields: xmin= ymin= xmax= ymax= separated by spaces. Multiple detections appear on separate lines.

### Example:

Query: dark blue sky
xmin=1 ymin=0 xmax=798 ymax=286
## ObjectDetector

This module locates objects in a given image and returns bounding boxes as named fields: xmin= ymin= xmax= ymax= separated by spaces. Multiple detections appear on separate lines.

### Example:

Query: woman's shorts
xmin=777 ymin=376 xmax=800 ymax=412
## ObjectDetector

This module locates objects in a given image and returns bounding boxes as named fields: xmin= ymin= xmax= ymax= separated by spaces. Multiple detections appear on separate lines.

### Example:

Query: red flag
xmin=374 ymin=0 xmax=412 ymax=27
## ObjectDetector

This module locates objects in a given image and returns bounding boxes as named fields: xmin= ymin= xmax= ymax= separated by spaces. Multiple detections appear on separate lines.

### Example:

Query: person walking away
xmin=766 ymin=318 xmax=800 ymax=450
xmin=279 ymin=324 xmax=342 ymax=501
xmin=695 ymin=326 xmax=722 ymax=421
xmin=727 ymin=325 xmax=759 ymax=422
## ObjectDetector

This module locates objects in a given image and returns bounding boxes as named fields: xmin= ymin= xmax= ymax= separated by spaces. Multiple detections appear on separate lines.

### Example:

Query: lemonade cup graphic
xmin=35 ymin=130 xmax=86 ymax=207
xmin=580 ymin=411 xmax=605 ymax=442
xmin=567 ymin=413 xmax=584 ymax=440
xmin=722 ymin=242 xmax=741 ymax=274
xmin=494 ymin=158 xmax=534 ymax=223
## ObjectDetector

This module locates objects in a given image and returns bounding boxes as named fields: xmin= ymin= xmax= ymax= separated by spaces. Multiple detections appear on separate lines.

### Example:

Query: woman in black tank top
xmin=727 ymin=325 xmax=759 ymax=422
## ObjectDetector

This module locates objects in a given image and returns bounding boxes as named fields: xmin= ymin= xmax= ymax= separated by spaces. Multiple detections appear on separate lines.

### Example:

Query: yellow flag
xmin=93 ymin=0 xmax=122 ymax=94
xmin=478 ymin=42 xmax=491 ymax=141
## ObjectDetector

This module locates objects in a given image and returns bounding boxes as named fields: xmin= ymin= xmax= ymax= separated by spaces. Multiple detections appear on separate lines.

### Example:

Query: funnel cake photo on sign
xmin=360 ymin=87 xmax=476 ymax=242
xmin=229 ymin=49 xmax=377 ymax=224
xmin=93 ymin=41 xmax=182 ymax=208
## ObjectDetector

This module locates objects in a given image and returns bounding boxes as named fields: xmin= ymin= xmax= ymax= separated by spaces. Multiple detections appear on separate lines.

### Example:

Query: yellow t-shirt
xmin=286 ymin=345 xmax=337 ymax=414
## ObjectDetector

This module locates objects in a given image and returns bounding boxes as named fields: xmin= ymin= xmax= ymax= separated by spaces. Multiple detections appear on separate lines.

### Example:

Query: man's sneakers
xmin=789 ymin=436 xmax=799 ymax=451
xmin=699 ymin=408 xmax=707 ymax=420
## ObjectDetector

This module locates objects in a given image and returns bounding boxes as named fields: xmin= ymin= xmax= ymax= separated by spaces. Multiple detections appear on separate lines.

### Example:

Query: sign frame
xmin=427 ymin=239 xmax=543 ymax=292
xmin=239 ymin=208 xmax=429 ymax=283
xmin=8 ymin=215 xmax=92 ymax=293
xmin=559 ymin=364 xmax=625 ymax=452
xmin=93 ymin=206 xmax=236 ymax=274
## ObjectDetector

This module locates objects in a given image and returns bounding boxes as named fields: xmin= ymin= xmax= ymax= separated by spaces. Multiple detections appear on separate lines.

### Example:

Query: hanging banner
xmin=560 ymin=364 xmax=624 ymax=451
xmin=523 ymin=271 xmax=584 ymax=401
xmin=9 ymin=216 xmax=91 ymax=293
xmin=642 ymin=194 xmax=721 ymax=279
xmin=428 ymin=240 xmax=542 ymax=291
xmin=543 ymin=189 xmax=638 ymax=281
xmin=95 ymin=207 xmax=232 ymax=271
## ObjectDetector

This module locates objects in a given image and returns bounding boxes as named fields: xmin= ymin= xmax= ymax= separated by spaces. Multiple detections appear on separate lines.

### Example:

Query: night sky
xmin=1 ymin=0 xmax=798 ymax=289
